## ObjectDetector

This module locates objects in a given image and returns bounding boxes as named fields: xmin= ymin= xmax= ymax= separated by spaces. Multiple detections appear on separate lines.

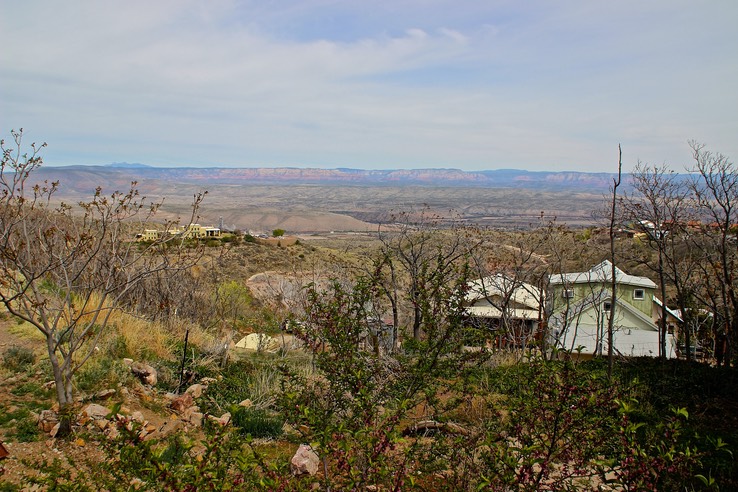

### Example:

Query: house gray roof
xmin=466 ymin=274 xmax=541 ymax=309
xmin=465 ymin=274 xmax=541 ymax=320
xmin=549 ymin=260 xmax=656 ymax=289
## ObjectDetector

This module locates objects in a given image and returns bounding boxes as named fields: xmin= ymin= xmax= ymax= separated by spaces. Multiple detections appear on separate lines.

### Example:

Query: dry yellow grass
xmin=7 ymin=318 xmax=45 ymax=341
xmin=104 ymin=311 xmax=215 ymax=362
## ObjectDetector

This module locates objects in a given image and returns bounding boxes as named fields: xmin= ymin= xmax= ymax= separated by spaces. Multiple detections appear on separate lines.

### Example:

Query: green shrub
xmin=12 ymin=416 xmax=41 ymax=443
xmin=3 ymin=346 xmax=36 ymax=372
xmin=75 ymin=357 xmax=133 ymax=393
xmin=199 ymin=359 xmax=256 ymax=414
xmin=0 ymin=481 xmax=21 ymax=492
xmin=30 ymin=420 xmax=295 ymax=490
xmin=2 ymin=408 xmax=41 ymax=442
xmin=231 ymin=407 xmax=283 ymax=439
xmin=10 ymin=381 xmax=47 ymax=399
xmin=103 ymin=333 xmax=131 ymax=359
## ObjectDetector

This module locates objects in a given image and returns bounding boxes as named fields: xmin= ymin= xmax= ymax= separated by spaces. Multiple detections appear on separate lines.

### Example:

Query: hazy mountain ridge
xmin=33 ymin=165 xmax=613 ymax=231
xmin=40 ymin=165 xmax=620 ymax=192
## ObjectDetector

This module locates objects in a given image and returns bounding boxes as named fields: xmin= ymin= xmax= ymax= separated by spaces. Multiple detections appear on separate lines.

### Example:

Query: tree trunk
xmin=676 ymin=291 xmax=692 ymax=363
xmin=47 ymin=337 xmax=75 ymax=437
xmin=412 ymin=287 xmax=422 ymax=341
xmin=658 ymin=252 xmax=668 ymax=358
xmin=607 ymin=146 xmax=622 ymax=380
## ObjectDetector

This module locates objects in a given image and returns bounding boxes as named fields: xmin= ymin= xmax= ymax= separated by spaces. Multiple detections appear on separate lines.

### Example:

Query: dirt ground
xmin=0 ymin=318 xmax=167 ymax=488
xmin=0 ymin=318 xmax=62 ymax=485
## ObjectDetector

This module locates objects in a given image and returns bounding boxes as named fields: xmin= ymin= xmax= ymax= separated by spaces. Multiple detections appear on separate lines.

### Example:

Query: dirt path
xmin=0 ymin=317 xmax=38 ymax=351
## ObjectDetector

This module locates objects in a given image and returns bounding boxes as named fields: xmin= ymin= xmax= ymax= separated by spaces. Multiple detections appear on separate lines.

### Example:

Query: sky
xmin=2 ymin=1 xmax=737 ymax=172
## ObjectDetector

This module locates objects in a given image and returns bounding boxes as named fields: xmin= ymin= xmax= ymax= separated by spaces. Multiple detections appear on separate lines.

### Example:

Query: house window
xmin=563 ymin=289 xmax=574 ymax=299
xmin=633 ymin=289 xmax=645 ymax=300
xmin=604 ymin=302 xmax=612 ymax=311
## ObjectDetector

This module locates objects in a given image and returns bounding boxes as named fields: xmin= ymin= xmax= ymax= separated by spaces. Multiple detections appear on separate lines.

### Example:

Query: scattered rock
xmin=182 ymin=405 xmax=200 ymax=421
xmin=158 ymin=419 xmax=183 ymax=438
xmin=291 ymin=444 xmax=319 ymax=476
xmin=39 ymin=421 xmax=52 ymax=433
xmin=189 ymin=444 xmax=207 ymax=459
xmin=49 ymin=423 xmax=61 ymax=438
xmin=43 ymin=381 xmax=55 ymax=390
xmin=37 ymin=410 xmax=58 ymax=433
xmin=208 ymin=412 xmax=231 ymax=426
xmin=189 ymin=411 xmax=204 ymax=427
xmin=129 ymin=362 xmax=157 ymax=386
xmin=95 ymin=389 xmax=116 ymax=400
xmin=82 ymin=403 xmax=111 ymax=420
xmin=105 ymin=425 xmax=120 ymax=440
xmin=185 ymin=384 xmax=207 ymax=399
xmin=170 ymin=393 xmax=194 ymax=413
xmin=131 ymin=411 xmax=145 ymax=423
xmin=238 ymin=399 xmax=253 ymax=408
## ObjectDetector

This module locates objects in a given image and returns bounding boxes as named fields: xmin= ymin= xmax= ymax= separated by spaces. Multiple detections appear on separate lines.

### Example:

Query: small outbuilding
xmin=235 ymin=333 xmax=281 ymax=352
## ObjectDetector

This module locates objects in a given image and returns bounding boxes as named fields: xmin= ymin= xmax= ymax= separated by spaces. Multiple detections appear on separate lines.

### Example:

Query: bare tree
xmin=688 ymin=142 xmax=738 ymax=366
xmin=607 ymin=146 xmax=622 ymax=378
xmin=0 ymin=130 xmax=202 ymax=434
xmin=467 ymin=223 xmax=550 ymax=354
xmin=621 ymin=162 xmax=691 ymax=359
xmin=377 ymin=208 xmax=475 ymax=342
xmin=540 ymin=222 xmax=601 ymax=359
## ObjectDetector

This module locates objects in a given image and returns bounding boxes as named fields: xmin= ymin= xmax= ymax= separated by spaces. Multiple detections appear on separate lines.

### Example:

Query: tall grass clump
xmin=231 ymin=406 xmax=284 ymax=439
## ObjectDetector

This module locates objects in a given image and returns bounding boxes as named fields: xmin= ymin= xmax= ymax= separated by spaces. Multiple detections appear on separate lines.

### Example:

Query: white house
xmin=465 ymin=274 xmax=542 ymax=348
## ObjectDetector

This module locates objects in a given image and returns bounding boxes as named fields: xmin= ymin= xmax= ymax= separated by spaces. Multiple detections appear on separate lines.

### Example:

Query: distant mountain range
xmin=31 ymin=164 xmax=629 ymax=230
xmin=38 ymin=165 xmax=622 ymax=193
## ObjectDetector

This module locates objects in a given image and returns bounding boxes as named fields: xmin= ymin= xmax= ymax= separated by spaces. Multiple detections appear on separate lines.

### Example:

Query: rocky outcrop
xmin=170 ymin=393 xmax=194 ymax=414
xmin=290 ymin=444 xmax=319 ymax=476
xmin=124 ymin=360 xmax=158 ymax=386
